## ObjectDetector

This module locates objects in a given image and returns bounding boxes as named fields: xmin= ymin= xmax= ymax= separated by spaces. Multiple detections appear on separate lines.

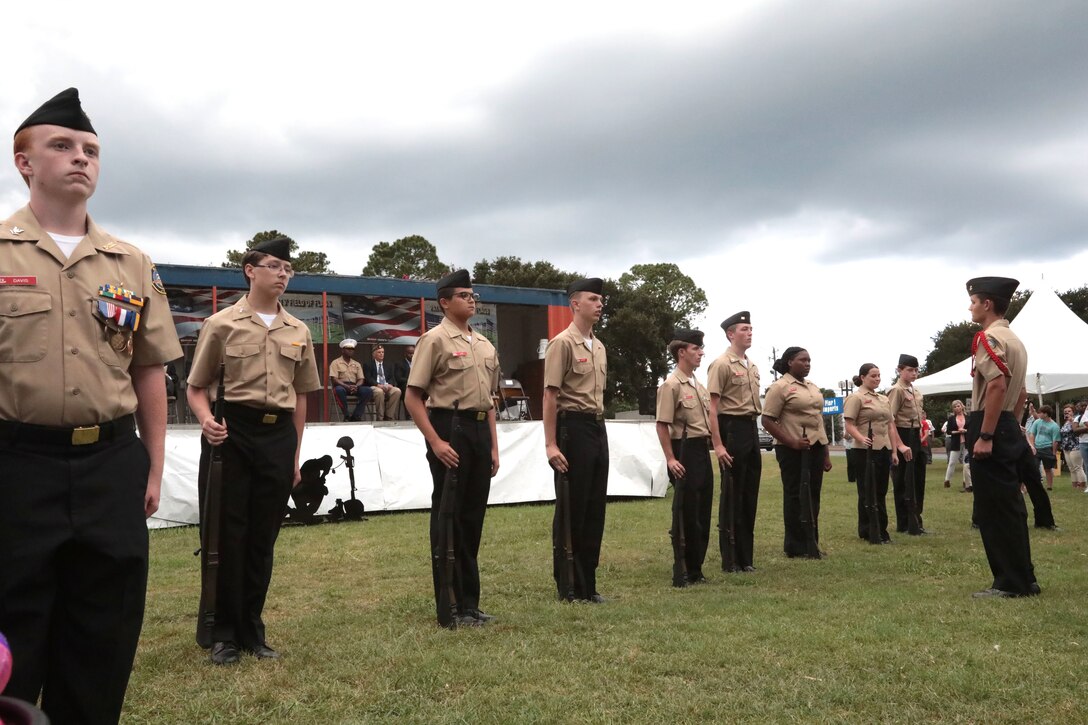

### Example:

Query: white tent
xmin=914 ymin=285 xmax=1088 ymax=397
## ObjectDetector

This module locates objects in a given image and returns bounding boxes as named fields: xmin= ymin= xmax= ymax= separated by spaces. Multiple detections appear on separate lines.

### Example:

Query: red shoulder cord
xmin=971 ymin=330 xmax=1010 ymax=378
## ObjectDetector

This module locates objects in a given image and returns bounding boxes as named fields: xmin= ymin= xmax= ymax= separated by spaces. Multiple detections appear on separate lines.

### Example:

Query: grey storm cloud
xmin=18 ymin=0 xmax=1086 ymax=267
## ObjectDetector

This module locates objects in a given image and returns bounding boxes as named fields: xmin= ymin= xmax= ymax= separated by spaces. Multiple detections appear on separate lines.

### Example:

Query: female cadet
xmin=655 ymin=329 xmax=726 ymax=585
xmin=761 ymin=347 xmax=832 ymax=559
xmin=843 ymin=363 xmax=899 ymax=543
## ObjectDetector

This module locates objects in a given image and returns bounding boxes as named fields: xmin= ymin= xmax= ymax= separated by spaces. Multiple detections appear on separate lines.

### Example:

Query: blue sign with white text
xmin=822 ymin=397 xmax=843 ymax=415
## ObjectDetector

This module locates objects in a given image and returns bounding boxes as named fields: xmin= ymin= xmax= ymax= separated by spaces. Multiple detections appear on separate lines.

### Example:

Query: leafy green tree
xmin=472 ymin=256 xmax=582 ymax=290
xmin=362 ymin=235 xmax=451 ymax=280
xmin=222 ymin=230 xmax=333 ymax=274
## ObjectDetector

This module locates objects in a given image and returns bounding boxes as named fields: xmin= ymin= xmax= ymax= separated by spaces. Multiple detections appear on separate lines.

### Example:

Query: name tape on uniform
xmin=0 ymin=276 xmax=37 ymax=285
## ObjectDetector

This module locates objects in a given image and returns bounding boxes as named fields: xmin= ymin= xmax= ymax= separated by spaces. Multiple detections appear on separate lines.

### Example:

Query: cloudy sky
xmin=3 ymin=0 xmax=1086 ymax=391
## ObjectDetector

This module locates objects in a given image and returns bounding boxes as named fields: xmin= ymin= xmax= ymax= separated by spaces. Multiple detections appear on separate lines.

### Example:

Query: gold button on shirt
xmin=543 ymin=322 xmax=607 ymax=414
xmin=971 ymin=319 xmax=1027 ymax=413
xmin=187 ymin=294 xmax=322 ymax=410
xmin=656 ymin=370 xmax=711 ymax=439
xmin=329 ymin=358 xmax=364 ymax=385
xmin=888 ymin=380 xmax=924 ymax=428
xmin=763 ymin=373 xmax=829 ymax=445
xmin=0 ymin=206 xmax=182 ymax=426
xmin=706 ymin=351 xmax=762 ymax=415
xmin=406 ymin=316 xmax=499 ymax=410
xmin=843 ymin=389 xmax=893 ymax=449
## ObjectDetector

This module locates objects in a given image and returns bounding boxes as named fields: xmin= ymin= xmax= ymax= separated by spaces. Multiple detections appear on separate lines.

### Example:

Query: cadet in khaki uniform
xmin=843 ymin=363 xmax=902 ymax=543
xmin=187 ymin=237 xmax=322 ymax=664
xmin=405 ymin=269 xmax=500 ymax=628
xmin=330 ymin=337 xmax=372 ymax=420
xmin=543 ymin=277 xmax=609 ymax=601
xmin=965 ymin=277 xmax=1039 ymax=598
xmin=888 ymin=353 xmax=927 ymax=534
xmin=657 ymin=329 xmax=722 ymax=584
xmin=761 ymin=347 xmax=832 ymax=558
xmin=707 ymin=311 xmax=759 ymax=572
xmin=0 ymin=89 xmax=182 ymax=723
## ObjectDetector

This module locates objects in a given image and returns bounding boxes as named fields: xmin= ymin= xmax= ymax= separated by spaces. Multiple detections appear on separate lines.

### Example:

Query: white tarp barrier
xmin=151 ymin=420 xmax=668 ymax=529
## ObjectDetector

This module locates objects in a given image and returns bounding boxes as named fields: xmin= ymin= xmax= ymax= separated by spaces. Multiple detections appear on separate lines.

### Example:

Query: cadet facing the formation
xmin=0 ymin=88 xmax=182 ymax=722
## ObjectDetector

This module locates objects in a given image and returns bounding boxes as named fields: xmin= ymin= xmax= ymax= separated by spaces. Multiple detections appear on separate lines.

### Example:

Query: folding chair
xmin=498 ymin=379 xmax=532 ymax=420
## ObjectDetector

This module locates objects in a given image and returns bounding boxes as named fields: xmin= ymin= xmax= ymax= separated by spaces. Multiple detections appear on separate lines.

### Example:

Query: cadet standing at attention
xmin=707 ymin=311 xmax=760 ymax=572
xmin=543 ymin=278 xmax=610 ymax=602
xmin=842 ymin=363 xmax=898 ymax=543
xmin=656 ymin=329 xmax=721 ymax=585
xmin=888 ymin=354 xmax=927 ymax=534
xmin=965 ymin=277 xmax=1040 ymax=598
xmin=187 ymin=237 xmax=322 ymax=664
xmin=0 ymin=88 xmax=182 ymax=722
xmin=405 ymin=269 xmax=500 ymax=627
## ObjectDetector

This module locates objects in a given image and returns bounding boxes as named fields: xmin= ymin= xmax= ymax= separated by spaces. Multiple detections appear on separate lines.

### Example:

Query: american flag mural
xmin=167 ymin=287 xmax=245 ymax=341
xmin=424 ymin=300 xmax=498 ymax=347
xmin=342 ymin=295 xmax=423 ymax=346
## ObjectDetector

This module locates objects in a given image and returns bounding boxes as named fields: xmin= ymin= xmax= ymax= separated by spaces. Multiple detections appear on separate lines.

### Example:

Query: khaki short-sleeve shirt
xmin=762 ymin=373 xmax=829 ymax=445
xmin=187 ymin=294 xmax=321 ymax=410
xmin=330 ymin=357 xmax=364 ymax=385
xmin=656 ymin=370 xmax=711 ymax=439
xmin=888 ymin=380 xmax=924 ymax=428
xmin=0 ymin=206 xmax=182 ymax=426
xmin=843 ymin=389 xmax=893 ymax=449
xmin=406 ymin=316 xmax=498 ymax=410
xmin=971 ymin=319 xmax=1027 ymax=412
xmin=706 ymin=351 xmax=762 ymax=415
xmin=543 ymin=322 xmax=607 ymax=414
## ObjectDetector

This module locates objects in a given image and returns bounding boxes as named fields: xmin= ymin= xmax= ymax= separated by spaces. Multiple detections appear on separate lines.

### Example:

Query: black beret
xmin=720 ymin=311 xmax=751 ymax=331
xmin=567 ymin=277 xmax=604 ymax=296
xmin=671 ymin=328 xmax=704 ymax=347
xmin=16 ymin=88 xmax=96 ymax=137
xmin=252 ymin=236 xmax=291 ymax=262
xmin=966 ymin=276 xmax=1019 ymax=302
xmin=437 ymin=268 xmax=472 ymax=294
xmin=898 ymin=354 xmax=919 ymax=368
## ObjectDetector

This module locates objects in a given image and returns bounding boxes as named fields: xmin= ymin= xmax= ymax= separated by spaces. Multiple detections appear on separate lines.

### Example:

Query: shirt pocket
xmin=0 ymin=290 xmax=51 ymax=363
xmin=572 ymin=360 xmax=592 ymax=375
xmin=448 ymin=354 xmax=471 ymax=370
xmin=225 ymin=343 xmax=262 ymax=382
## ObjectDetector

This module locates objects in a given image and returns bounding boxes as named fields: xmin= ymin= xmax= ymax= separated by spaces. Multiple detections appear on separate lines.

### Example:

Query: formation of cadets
xmin=0 ymin=88 xmax=1043 ymax=722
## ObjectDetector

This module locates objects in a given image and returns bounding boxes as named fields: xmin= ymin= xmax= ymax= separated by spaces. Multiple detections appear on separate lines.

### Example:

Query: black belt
xmin=431 ymin=408 xmax=489 ymax=421
xmin=559 ymin=410 xmax=605 ymax=422
xmin=0 ymin=414 xmax=136 ymax=447
xmin=719 ymin=413 xmax=757 ymax=421
xmin=224 ymin=402 xmax=291 ymax=425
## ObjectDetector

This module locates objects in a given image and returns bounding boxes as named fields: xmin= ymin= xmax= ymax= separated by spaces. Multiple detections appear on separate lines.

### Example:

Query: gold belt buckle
xmin=72 ymin=425 xmax=101 ymax=445
xmin=262 ymin=413 xmax=278 ymax=424
xmin=475 ymin=411 xmax=486 ymax=421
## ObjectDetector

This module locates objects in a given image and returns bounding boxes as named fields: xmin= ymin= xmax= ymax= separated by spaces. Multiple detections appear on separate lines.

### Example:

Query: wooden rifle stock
xmin=798 ymin=425 xmax=820 ymax=558
xmin=556 ymin=425 xmax=577 ymax=602
xmin=864 ymin=422 xmax=882 ymax=545
xmin=671 ymin=423 xmax=689 ymax=587
xmin=435 ymin=402 xmax=461 ymax=627
xmin=196 ymin=363 xmax=226 ymax=648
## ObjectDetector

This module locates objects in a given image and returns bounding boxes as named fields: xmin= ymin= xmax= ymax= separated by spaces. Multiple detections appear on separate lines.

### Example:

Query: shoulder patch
xmin=151 ymin=264 xmax=166 ymax=295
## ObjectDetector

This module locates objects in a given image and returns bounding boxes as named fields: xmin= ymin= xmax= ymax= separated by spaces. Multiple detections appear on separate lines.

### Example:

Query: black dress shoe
xmin=972 ymin=588 xmax=1016 ymax=599
xmin=587 ymin=593 xmax=608 ymax=603
xmin=453 ymin=614 xmax=484 ymax=628
xmin=742 ymin=565 xmax=756 ymax=573
xmin=248 ymin=644 xmax=281 ymax=660
xmin=687 ymin=574 xmax=708 ymax=584
xmin=210 ymin=641 xmax=241 ymax=665
xmin=467 ymin=609 xmax=496 ymax=624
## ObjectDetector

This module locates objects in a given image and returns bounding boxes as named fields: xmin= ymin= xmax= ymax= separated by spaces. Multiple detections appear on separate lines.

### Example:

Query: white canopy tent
xmin=915 ymin=285 xmax=1088 ymax=398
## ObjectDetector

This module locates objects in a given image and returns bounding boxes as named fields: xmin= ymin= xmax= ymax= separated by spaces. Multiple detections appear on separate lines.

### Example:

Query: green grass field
xmin=127 ymin=455 xmax=1086 ymax=723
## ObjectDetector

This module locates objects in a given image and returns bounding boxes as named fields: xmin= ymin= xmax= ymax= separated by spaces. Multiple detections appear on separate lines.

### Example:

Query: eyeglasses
xmin=453 ymin=291 xmax=480 ymax=301
xmin=253 ymin=263 xmax=295 ymax=278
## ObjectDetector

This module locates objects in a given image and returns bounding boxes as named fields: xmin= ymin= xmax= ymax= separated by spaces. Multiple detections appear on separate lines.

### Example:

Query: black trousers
xmin=199 ymin=409 xmax=297 ymax=649
xmin=775 ymin=444 xmax=825 ymax=557
xmin=967 ymin=411 xmax=1037 ymax=594
xmin=892 ymin=427 xmax=927 ymax=532
xmin=668 ymin=436 xmax=713 ymax=579
xmin=427 ymin=410 xmax=492 ymax=618
xmin=552 ymin=416 xmax=609 ymax=599
xmin=718 ymin=415 xmax=762 ymax=569
xmin=849 ymin=448 xmax=891 ymax=541
xmin=1017 ymin=446 xmax=1055 ymax=528
xmin=0 ymin=428 xmax=149 ymax=724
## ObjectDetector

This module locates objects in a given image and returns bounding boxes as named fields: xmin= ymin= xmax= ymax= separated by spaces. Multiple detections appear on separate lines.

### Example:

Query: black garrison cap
xmin=16 ymin=88 xmax=96 ymax=137
xmin=567 ymin=277 xmax=604 ymax=297
xmin=437 ymin=268 xmax=472 ymax=294
xmin=252 ymin=236 xmax=291 ymax=262
xmin=671 ymin=328 xmax=704 ymax=347
xmin=898 ymin=354 xmax=919 ymax=368
xmin=720 ymin=311 xmax=751 ymax=331
xmin=966 ymin=276 xmax=1019 ymax=302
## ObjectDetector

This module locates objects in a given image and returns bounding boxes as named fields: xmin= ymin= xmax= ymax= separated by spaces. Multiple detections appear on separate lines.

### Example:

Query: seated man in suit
xmin=393 ymin=345 xmax=415 ymax=419
xmin=364 ymin=344 xmax=402 ymax=421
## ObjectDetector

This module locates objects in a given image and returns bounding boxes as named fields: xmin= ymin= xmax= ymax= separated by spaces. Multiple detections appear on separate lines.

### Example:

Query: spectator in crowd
xmin=1027 ymin=404 xmax=1060 ymax=491
xmin=394 ymin=344 xmax=415 ymax=419
xmin=363 ymin=344 xmax=402 ymax=421
xmin=921 ymin=415 xmax=934 ymax=465
xmin=1060 ymin=404 xmax=1086 ymax=489
xmin=1074 ymin=401 xmax=1088 ymax=495
xmin=942 ymin=400 xmax=972 ymax=491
